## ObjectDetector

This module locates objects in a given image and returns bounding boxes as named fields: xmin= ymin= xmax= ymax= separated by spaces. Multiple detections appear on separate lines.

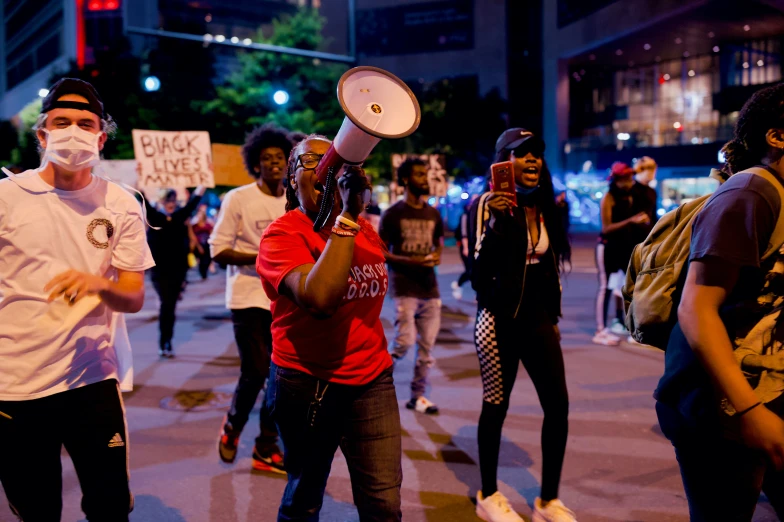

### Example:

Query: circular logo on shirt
xmin=86 ymin=218 xmax=114 ymax=249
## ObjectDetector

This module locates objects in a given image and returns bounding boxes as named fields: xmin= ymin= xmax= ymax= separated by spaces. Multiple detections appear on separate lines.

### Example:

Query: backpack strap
xmin=744 ymin=166 xmax=784 ymax=260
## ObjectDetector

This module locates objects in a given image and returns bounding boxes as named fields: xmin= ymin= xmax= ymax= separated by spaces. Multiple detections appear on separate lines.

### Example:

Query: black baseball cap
xmin=41 ymin=78 xmax=105 ymax=119
xmin=495 ymin=127 xmax=545 ymax=154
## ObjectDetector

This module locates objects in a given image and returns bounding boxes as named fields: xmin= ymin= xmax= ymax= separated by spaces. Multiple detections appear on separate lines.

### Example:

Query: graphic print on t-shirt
xmin=345 ymin=262 xmax=388 ymax=302
xmin=399 ymin=218 xmax=436 ymax=255
xmin=86 ymin=218 xmax=114 ymax=249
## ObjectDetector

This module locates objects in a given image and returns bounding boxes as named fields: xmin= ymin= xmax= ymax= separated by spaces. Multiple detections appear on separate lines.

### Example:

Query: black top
xmin=601 ymin=182 xmax=656 ymax=273
xmin=471 ymin=191 xmax=562 ymax=322
xmin=145 ymin=193 xmax=202 ymax=276
xmin=379 ymin=200 xmax=444 ymax=299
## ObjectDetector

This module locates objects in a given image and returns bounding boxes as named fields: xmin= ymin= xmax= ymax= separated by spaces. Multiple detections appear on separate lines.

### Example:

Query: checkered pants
xmin=475 ymin=308 xmax=505 ymax=405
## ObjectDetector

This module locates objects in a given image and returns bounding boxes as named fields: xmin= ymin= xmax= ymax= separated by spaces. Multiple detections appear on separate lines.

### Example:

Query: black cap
xmin=495 ymin=128 xmax=545 ymax=153
xmin=42 ymin=78 xmax=105 ymax=119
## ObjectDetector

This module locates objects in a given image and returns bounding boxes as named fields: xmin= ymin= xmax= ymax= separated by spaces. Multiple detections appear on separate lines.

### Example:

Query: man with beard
xmin=380 ymin=158 xmax=444 ymax=414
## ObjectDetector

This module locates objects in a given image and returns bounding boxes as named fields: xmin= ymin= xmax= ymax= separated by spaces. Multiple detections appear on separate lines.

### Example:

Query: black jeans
xmin=0 ymin=379 xmax=132 ymax=522
xmin=267 ymin=362 xmax=402 ymax=521
xmin=197 ymin=241 xmax=211 ymax=279
xmin=475 ymin=304 xmax=570 ymax=501
xmin=656 ymin=401 xmax=784 ymax=521
xmin=226 ymin=308 xmax=277 ymax=447
xmin=152 ymin=272 xmax=186 ymax=346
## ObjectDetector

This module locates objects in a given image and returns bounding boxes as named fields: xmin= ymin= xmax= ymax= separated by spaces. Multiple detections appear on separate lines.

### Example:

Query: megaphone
xmin=313 ymin=66 xmax=421 ymax=231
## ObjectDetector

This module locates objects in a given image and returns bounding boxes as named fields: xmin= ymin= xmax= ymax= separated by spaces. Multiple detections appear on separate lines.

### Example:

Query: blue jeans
xmin=656 ymin=401 xmax=784 ymax=521
xmin=267 ymin=362 xmax=402 ymax=522
xmin=391 ymin=297 xmax=441 ymax=400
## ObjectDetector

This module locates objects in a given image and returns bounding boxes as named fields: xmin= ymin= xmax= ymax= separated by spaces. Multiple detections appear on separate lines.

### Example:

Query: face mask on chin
xmin=43 ymin=125 xmax=102 ymax=172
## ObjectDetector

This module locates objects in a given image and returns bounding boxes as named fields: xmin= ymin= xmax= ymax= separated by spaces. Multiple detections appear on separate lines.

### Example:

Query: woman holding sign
xmin=257 ymin=135 xmax=401 ymax=520
xmin=145 ymin=186 xmax=205 ymax=358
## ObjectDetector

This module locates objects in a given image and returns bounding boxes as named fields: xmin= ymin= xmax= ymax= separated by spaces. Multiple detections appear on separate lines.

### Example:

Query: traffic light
xmin=87 ymin=0 xmax=120 ymax=11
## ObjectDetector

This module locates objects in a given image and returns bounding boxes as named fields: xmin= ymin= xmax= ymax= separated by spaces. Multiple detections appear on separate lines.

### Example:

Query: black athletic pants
xmin=0 ymin=379 xmax=132 ymax=522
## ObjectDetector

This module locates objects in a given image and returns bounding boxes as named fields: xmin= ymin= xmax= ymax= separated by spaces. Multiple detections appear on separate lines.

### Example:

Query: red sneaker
xmin=252 ymin=444 xmax=286 ymax=474
xmin=218 ymin=420 xmax=240 ymax=464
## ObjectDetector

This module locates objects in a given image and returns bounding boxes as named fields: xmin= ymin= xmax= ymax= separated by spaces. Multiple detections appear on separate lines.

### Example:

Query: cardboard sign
xmin=133 ymin=130 xmax=214 ymax=188
xmin=391 ymin=153 xmax=447 ymax=197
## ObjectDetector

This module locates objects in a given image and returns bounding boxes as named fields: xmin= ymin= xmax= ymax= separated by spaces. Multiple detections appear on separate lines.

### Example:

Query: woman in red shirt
xmin=257 ymin=135 xmax=401 ymax=521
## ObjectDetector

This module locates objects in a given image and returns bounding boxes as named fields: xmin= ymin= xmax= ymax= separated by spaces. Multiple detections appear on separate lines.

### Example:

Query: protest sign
xmin=133 ymin=130 xmax=214 ymax=188
xmin=391 ymin=153 xmax=447 ymax=197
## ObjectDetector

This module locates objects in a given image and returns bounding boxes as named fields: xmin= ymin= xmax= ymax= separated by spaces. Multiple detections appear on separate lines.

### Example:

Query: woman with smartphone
xmin=471 ymin=128 xmax=574 ymax=522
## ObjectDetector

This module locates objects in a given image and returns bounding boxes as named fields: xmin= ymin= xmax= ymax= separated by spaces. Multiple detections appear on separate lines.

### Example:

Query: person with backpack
xmin=471 ymin=128 xmax=574 ymax=522
xmin=593 ymin=162 xmax=654 ymax=346
xmin=652 ymin=84 xmax=784 ymax=520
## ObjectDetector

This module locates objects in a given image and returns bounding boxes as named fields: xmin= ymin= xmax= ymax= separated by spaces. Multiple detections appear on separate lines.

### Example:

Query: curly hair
xmin=284 ymin=133 xmax=330 ymax=212
xmin=722 ymin=83 xmax=784 ymax=174
xmin=241 ymin=123 xmax=293 ymax=179
xmin=397 ymin=157 xmax=426 ymax=186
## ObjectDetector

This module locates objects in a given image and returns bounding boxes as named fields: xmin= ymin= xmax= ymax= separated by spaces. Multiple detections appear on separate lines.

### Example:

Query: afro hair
xmin=241 ymin=123 xmax=293 ymax=178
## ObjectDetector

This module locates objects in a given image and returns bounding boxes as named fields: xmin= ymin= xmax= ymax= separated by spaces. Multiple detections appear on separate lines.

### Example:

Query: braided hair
xmin=722 ymin=83 xmax=784 ymax=174
xmin=284 ymin=134 xmax=330 ymax=212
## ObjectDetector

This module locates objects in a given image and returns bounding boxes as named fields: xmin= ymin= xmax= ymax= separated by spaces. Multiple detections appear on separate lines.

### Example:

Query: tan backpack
xmin=623 ymin=167 xmax=784 ymax=350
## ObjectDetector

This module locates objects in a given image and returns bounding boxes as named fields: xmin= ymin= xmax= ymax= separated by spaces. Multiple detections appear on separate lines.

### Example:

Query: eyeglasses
xmin=294 ymin=153 xmax=324 ymax=171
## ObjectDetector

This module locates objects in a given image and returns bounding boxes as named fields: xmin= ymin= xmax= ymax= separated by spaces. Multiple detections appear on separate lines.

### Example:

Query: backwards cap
xmin=41 ymin=78 xmax=105 ymax=120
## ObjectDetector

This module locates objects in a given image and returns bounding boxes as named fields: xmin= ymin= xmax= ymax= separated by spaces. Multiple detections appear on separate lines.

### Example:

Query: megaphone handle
xmin=313 ymin=166 xmax=337 ymax=233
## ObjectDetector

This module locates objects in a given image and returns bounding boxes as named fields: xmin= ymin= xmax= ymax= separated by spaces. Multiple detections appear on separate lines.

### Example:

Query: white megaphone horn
xmin=313 ymin=66 xmax=421 ymax=231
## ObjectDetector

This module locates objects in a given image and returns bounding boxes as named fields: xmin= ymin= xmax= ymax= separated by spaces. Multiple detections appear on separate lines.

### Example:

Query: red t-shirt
xmin=257 ymin=210 xmax=392 ymax=385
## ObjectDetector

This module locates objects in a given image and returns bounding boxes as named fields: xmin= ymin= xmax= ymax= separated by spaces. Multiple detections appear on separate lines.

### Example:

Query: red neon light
xmin=76 ymin=0 xmax=85 ymax=69
xmin=87 ymin=0 xmax=120 ymax=10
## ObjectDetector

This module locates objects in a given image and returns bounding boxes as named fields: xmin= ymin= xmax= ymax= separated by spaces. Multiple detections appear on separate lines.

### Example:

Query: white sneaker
xmin=407 ymin=396 xmax=439 ymax=414
xmin=532 ymin=498 xmax=577 ymax=522
xmin=476 ymin=490 xmax=523 ymax=522
xmin=451 ymin=280 xmax=463 ymax=300
xmin=609 ymin=319 xmax=627 ymax=336
xmin=592 ymin=328 xmax=620 ymax=346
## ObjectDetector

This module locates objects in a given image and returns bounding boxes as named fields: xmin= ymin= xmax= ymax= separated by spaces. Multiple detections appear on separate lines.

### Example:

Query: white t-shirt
xmin=0 ymin=171 xmax=155 ymax=400
xmin=209 ymin=183 xmax=286 ymax=310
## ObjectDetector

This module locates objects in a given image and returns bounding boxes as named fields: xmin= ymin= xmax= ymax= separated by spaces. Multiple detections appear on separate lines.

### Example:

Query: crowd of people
xmin=2 ymin=76 xmax=784 ymax=522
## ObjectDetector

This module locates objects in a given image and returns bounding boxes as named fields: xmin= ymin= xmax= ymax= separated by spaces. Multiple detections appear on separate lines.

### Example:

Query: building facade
xmin=542 ymin=0 xmax=784 ymax=175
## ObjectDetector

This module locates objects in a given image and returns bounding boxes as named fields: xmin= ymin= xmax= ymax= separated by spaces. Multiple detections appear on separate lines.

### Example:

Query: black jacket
xmin=144 ymin=193 xmax=202 ymax=277
xmin=470 ymin=192 xmax=562 ymax=323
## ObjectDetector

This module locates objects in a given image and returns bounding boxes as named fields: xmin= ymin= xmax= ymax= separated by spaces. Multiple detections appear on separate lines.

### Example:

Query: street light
xmin=144 ymin=76 xmax=161 ymax=92
xmin=38 ymin=88 xmax=49 ymax=98
xmin=273 ymin=89 xmax=290 ymax=105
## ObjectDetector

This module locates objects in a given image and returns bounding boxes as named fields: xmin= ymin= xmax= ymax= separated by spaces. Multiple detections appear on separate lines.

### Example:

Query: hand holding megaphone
xmin=313 ymin=66 xmax=421 ymax=231
xmin=337 ymin=165 xmax=372 ymax=221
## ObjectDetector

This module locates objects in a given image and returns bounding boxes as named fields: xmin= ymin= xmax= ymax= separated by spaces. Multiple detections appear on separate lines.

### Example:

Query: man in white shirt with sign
xmin=0 ymin=78 xmax=154 ymax=521
xmin=210 ymin=123 xmax=290 ymax=473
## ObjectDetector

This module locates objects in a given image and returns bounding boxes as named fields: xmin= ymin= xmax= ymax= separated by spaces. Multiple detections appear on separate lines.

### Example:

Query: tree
xmin=198 ymin=8 xmax=348 ymax=146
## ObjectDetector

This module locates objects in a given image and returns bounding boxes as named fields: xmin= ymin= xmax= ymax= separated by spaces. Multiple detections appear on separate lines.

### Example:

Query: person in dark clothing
xmin=451 ymin=196 xmax=477 ymax=300
xmin=190 ymin=204 xmax=214 ymax=280
xmin=471 ymin=128 xmax=574 ymax=522
xmin=145 ymin=186 xmax=205 ymax=357
xmin=655 ymin=83 xmax=784 ymax=521
xmin=593 ymin=162 xmax=655 ymax=346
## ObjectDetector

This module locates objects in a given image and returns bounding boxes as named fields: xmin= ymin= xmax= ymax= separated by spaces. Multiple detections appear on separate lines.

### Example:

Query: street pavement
xmin=0 ymin=236 xmax=779 ymax=521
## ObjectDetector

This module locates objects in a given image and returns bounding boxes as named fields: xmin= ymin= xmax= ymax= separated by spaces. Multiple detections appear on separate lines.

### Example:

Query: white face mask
xmin=43 ymin=125 xmax=102 ymax=171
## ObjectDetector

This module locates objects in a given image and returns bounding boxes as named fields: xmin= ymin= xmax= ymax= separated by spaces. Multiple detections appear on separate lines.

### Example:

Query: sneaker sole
xmin=475 ymin=505 xmax=490 ymax=522
xmin=252 ymin=459 xmax=286 ymax=475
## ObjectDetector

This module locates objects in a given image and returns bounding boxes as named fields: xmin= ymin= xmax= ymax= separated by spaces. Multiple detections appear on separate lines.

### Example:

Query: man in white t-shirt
xmin=210 ymin=124 xmax=290 ymax=473
xmin=0 ymin=78 xmax=154 ymax=521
